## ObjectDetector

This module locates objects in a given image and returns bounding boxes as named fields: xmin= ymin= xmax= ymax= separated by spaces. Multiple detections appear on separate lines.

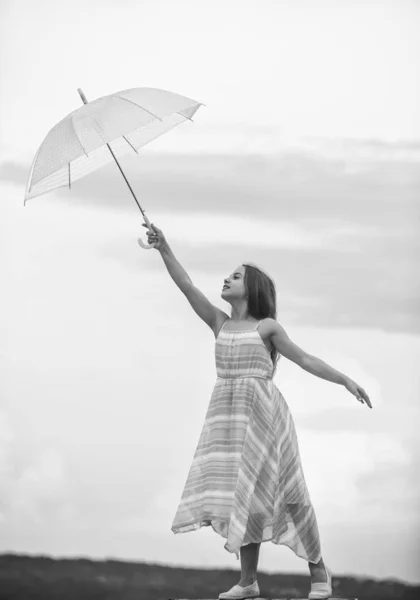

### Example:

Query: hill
xmin=0 ymin=553 xmax=418 ymax=600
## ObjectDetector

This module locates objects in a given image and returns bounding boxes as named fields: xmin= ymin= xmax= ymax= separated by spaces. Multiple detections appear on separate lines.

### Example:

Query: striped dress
xmin=171 ymin=318 xmax=322 ymax=563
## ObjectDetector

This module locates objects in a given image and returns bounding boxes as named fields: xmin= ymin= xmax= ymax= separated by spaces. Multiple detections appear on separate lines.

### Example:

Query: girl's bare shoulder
xmin=258 ymin=317 xmax=277 ymax=338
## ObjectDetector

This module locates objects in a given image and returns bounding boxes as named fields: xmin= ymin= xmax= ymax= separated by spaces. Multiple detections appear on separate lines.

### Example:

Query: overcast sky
xmin=1 ymin=0 xmax=420 ymax=586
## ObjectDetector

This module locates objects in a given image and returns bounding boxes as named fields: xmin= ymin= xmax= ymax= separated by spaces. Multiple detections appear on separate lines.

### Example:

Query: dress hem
xmin=171 ymin=519 xmax=322 ymax=564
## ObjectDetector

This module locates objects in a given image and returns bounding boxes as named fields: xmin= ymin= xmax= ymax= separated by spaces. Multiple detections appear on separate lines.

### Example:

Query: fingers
xmin=141 ymin=222 xmax=161 ymax=247
xmin=142 ymin=222 xmax=160 ymax=232
xmin=349 ymin=380 xmax=371 ymax=409
xmin=363 ymin=392 xmax=372 ymax=409
xmin=144 ymin=230 xmax=159 ymax=244
xmin=145 ymin=229 xmax=158 ymax=238
xmin=358 ymin=387 xmax=372 ymax=409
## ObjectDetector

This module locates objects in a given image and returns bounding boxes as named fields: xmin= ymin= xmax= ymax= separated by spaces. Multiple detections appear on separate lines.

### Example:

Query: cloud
xmin=355 ymin=453 xmax=420 ymax=523
xmin=0 ymin=410 xmax=73 ymax=526
xmin=297 ymin=430 xmax=411 ymax=523
xmin=2 ymin=160 xmax=419 ymax=340
xmin=2 ymin=138 xmax=420 ymax=214
xmin=294 ymin=136 xmax=420 ymax=164
xmin=0 ymin=413 xmax=14 ymax=494
xmin=134 ymin=210 xmax=375 ymax=251
xmin=10 ymin=448 xmax=69 ymax=521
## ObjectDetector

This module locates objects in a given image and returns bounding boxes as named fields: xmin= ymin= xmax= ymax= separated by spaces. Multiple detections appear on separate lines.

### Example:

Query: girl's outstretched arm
xmin=266 ymin=317 xmax=372 ymax=408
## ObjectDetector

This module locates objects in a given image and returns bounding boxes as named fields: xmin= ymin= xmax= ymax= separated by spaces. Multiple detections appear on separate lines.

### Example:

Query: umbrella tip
xmin=77 ymin=88 xmax=88 ymax=104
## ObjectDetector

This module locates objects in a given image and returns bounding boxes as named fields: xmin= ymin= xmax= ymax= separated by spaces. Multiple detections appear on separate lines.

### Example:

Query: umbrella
xmin=24 ymin=87 xmax=204 ymax=249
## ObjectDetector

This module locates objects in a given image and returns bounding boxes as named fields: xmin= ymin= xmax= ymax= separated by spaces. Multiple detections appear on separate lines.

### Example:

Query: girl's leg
xmin=308 ymin=556 xmax=328 ymax=583
xmin=239 ymin=542 xmax=261 ymax=586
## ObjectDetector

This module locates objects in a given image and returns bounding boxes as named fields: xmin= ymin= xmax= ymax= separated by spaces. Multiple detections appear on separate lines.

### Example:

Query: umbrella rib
xmin=114 ymin=95 xmax=164 ymax=122
xmin=123 ymin=135 xmax=139 ymax=153
xmin=68 ymin=163 xmax=71 ymax=189
xmin=24 ymin=145 xmax=41 ymax=203
xmin=177 ymin=112 xmax=193 ymax=122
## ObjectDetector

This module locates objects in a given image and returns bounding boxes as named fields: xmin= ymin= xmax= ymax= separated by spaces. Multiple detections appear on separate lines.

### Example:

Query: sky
xmin=1 ymin=0 xmax=420 ymax=586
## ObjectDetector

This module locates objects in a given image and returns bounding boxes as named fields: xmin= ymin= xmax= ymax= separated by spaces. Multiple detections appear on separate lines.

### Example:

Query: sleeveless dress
xmin=171 ymin=318 xmax=322 ymax=563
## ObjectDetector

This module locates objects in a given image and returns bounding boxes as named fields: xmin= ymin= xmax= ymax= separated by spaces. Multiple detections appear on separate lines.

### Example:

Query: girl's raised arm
xmin=141 ymin=223 xmax=228 ymax=334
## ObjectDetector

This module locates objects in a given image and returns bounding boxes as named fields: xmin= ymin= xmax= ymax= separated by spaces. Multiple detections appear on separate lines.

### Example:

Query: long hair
xmin=242 ymin=263 xmax=280 ymax=374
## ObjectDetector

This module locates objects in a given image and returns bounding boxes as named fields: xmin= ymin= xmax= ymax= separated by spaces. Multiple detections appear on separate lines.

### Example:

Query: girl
xmin=140 ymin=223 xmax=371 ymax=600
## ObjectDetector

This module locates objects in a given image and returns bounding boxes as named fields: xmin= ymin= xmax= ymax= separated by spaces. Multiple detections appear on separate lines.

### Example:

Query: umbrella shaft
xmin=106 ymin=143 xmax=146 ymax=217
xmin=77 ymin=88 xmax=146 ymax=218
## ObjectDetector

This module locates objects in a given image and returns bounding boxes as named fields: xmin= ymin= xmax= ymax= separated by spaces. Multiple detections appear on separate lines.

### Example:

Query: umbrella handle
xmin=138 ymin=212 xmax=157 ymax=250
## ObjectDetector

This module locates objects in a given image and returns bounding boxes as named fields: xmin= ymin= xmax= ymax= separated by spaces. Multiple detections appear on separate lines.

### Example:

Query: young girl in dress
xmin=141 ymin=223 xmax=371 ymax=600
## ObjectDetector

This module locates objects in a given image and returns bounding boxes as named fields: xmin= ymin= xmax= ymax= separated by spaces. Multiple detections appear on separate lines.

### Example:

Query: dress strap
xmin=219 ymin=317 xmax=230 ymax=334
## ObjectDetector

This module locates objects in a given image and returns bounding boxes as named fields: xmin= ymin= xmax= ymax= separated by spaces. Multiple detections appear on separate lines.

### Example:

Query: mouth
xmin=222 ymin=285 xmax=229 ymax=290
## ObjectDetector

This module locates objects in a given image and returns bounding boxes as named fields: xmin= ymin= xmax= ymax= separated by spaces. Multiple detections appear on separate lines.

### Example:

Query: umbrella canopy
xmin=25 ymin=87 xmax=203 ymax=202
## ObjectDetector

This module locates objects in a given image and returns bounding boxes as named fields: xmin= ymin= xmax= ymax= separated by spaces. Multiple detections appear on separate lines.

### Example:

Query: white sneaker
xmin=218 ymin=580 xmax=260 ymax=599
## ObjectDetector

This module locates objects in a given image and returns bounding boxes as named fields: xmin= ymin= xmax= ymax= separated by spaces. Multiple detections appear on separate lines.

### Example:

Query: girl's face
xmin=221 ymin=265 xmax=247 ymax=300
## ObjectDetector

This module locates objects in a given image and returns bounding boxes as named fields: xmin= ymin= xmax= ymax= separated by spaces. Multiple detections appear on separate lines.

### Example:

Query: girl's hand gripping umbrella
xmin=140 ymin=222 xmax=167 ymax=251
xmin=24 ymin=87 xmax=204 ymax=249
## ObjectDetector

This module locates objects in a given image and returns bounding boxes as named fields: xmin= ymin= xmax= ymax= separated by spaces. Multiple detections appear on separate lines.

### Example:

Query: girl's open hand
xmin=344 ymin=377 xmax=372 ymax=408
xmin=140 ymin=223 xmax=167 ymax=251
